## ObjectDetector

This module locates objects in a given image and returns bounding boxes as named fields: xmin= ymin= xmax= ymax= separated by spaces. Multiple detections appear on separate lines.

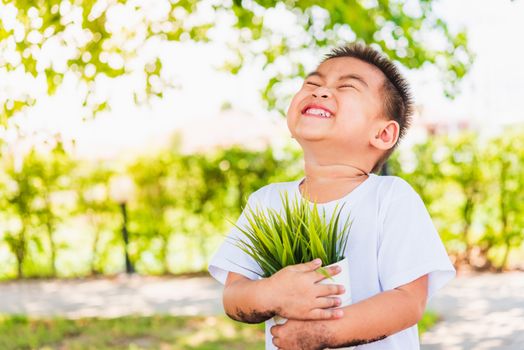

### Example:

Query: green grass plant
xmin=230 ymin=193 xmax=352 ymax=277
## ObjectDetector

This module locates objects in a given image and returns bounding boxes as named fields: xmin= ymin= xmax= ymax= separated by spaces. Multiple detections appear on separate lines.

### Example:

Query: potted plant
xmin=229 ymin=192 xmax=354 ymax=324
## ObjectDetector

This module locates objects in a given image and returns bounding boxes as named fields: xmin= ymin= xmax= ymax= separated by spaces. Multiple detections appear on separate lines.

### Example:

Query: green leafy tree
xmin=36 ymin=140 xmax=75 ymax=276
xmin=389 ymin=136 xmax=448 ymax=213
xmin=481 ymin=130 xmax=524 ymax=270
xmin=174 ymin=145 xmax=302 ymax=269
xmin=0 ymin=139 xmax=76 ymax=277
xmin=73 ymin=163 xmax=117 ymax=275
xmin=128 ymin=153 xmax=178 ymax=274
xmin=1 ymin=0 xmax=472 ymax=122
xmin=392 ymin=130 xmax=524 ymax=271
xmin=444 ymin=132 xmax=484 ymax=265
xmin=174 ymin=152 xmax=230 ymax=268
xmin=1 ymin=146 xmax=42 ymax=278
xmin=216 ymin=145 xmax=302 ymax=211
xmin=390 ymin=138 xmax=464 ymax=262
xmin=33 ymin=139 xmax=77 ymax=276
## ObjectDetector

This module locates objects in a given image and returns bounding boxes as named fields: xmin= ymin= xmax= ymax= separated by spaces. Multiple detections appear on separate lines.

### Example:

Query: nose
xmin=312 ymin=85 xmax=332 ymax=99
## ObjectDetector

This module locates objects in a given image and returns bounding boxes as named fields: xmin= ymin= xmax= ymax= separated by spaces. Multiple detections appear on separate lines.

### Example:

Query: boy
xmin=208 ymin=43 xmax=455 ymax=350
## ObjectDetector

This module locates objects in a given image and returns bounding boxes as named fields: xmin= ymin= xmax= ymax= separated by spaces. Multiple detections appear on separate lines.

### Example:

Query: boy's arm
xmin=223 ymin=259 xmax=346 ymax=324
xmin=223 ymin=272 xmax=276 ymax=323
xmin=270 ymin=274 xmax=428 ymax=349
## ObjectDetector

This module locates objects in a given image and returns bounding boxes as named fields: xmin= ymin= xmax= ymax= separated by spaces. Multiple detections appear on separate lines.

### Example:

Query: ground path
xmin=421 ymin=271 xmax=524 ymax=350
xmin=1 ymin=272 xmax=523 ymax=349
xmin=0 ymin=275 xmax=223 ymax=318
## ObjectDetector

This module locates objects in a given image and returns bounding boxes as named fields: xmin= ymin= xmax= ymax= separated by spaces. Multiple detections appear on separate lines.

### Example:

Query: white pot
xmin=267 ymin=257 xmax=354 ymax=350
xmin=325 ymin=257 xmax=352 ymax=307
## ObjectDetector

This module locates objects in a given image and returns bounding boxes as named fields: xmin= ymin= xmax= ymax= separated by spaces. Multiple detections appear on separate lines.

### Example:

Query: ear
xmin=370 ymin=120 xmax=400 ymax=150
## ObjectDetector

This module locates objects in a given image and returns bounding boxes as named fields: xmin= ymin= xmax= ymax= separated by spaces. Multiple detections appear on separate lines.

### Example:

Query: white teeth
xmin=305 ymin=108 xmax=332 ymax=118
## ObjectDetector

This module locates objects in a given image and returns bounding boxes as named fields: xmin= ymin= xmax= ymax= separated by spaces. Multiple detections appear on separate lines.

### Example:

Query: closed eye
xmin=305 ymin=81 xmax=321 ymax=87
xmin=339 ymin=84 xmax=355 ymax=89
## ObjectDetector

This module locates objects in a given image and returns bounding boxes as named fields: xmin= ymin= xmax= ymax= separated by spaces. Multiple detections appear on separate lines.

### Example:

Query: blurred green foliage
xmin=0 ymin=311 xmax=438 ymax=349
xmin=390 ymin=127 xmax=524 ymax=271
xmin=0 ymin=128 xmax=523 ymax=279
xmin=0 ymin=137 xmax=303 ymax=278
xmin=0 ymin=0 xmax=472 ymax=121
xmin=1 ymin=137 xmax=76 ymax=278
xmin=0 ymin=314 xmax=266 ymax=350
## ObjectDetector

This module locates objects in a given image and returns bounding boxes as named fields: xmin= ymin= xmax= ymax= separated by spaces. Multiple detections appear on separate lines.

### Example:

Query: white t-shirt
xmin=208 ymin=174 xmax=455 ymax=350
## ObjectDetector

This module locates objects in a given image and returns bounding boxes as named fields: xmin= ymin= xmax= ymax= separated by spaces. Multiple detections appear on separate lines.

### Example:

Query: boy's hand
xmin=271 ymin=319 xmax=329 ymax=350
xmin=266 ymin=258 xmax=345 ymax=320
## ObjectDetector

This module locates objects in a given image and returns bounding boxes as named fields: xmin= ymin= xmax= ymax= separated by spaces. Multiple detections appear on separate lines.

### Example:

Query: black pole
xmin=120 ymin=202 xmax=135 ymax=274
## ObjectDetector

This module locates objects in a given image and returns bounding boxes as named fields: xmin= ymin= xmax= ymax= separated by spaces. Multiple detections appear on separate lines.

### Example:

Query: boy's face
xmin=287 ymin=57 xmax=387 ymax=154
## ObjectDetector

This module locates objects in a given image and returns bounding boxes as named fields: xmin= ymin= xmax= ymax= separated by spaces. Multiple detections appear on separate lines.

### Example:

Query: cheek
xmin=339 ymin=95 xmax=376 ymax=122
xmin=286 ymin=92 xmax=304 ymax=120
xmin=286 ymin=99 xmax=296 ymax=134
xmin=336 ymin=103 xmax=370 ymax=134
xmin=288 ymin=91 xmax=303 ymax=111
xmin=286 ymin=115 xmax=293 ymax=135
xmin=362 ymin=94 xmax=383 ymax=119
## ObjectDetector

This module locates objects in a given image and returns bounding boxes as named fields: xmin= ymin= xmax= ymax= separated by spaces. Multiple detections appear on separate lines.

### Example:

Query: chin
xmin=292 ymin=124 xmax=330 ymax=139
xmin=294 ymin=131 xmax=328 ymax=143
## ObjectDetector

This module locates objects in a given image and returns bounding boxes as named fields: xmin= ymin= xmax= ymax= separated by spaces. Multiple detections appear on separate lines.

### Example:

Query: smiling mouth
xmin=301 ymin=107 xmax=334 ymax=118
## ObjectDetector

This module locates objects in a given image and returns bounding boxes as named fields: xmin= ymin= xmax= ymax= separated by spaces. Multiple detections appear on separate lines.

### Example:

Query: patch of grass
xmin=419 ymin=310 xmax=439 ymax=336
xmin=0 ymin=315 xmax=264 ymax=350
xmin=0 ymin=312 xmax=438 ymax=349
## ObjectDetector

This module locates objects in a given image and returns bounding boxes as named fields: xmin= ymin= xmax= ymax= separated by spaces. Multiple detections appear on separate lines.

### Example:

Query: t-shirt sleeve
xmin=208 ymin=191 xmax=265 ymax=285
xmin=377 ymin=178 xmax=456 ymax=299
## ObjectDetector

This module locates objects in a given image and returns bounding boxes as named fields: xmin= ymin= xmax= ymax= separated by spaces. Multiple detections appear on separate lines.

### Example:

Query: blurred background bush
xmin=0 ymin=126 xmax=522 ymax=279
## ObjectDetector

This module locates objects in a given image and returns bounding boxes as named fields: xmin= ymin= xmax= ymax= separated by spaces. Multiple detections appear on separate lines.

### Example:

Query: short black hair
xmin=322 ymin=43 xmax=414 ymax=173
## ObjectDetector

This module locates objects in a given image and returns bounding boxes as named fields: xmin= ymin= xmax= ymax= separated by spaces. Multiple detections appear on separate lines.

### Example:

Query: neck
xmin=298 ymin=140 xmax=377 ymax=178
xmin=301 ymin=162 xmax=369 ymax=191
xmin=302 ymin=148 xmax=371 ymax=181
xmin=303 ymin=162 xmax=369 ymax=180
xmin=299 ymin=154 xmax=372 ymax=203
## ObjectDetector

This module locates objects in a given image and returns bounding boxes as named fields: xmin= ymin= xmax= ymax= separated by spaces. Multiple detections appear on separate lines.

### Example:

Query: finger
xmin=309 ymin=307 xmax=345 ymax=320
xmin=315 ymin=296 xmax=341 ymax=309
xmin=295 ymin=258 xmax=322 ymax=272
xmin=270 ymin=324 xmax=282 ymax=337
xmin=315 ymin=283 xmax=346 ymax=297
xmin=313 ymin=265 xmax=341 ymax=282
xmin=272 ymin=335 xmax=281 ymax=348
